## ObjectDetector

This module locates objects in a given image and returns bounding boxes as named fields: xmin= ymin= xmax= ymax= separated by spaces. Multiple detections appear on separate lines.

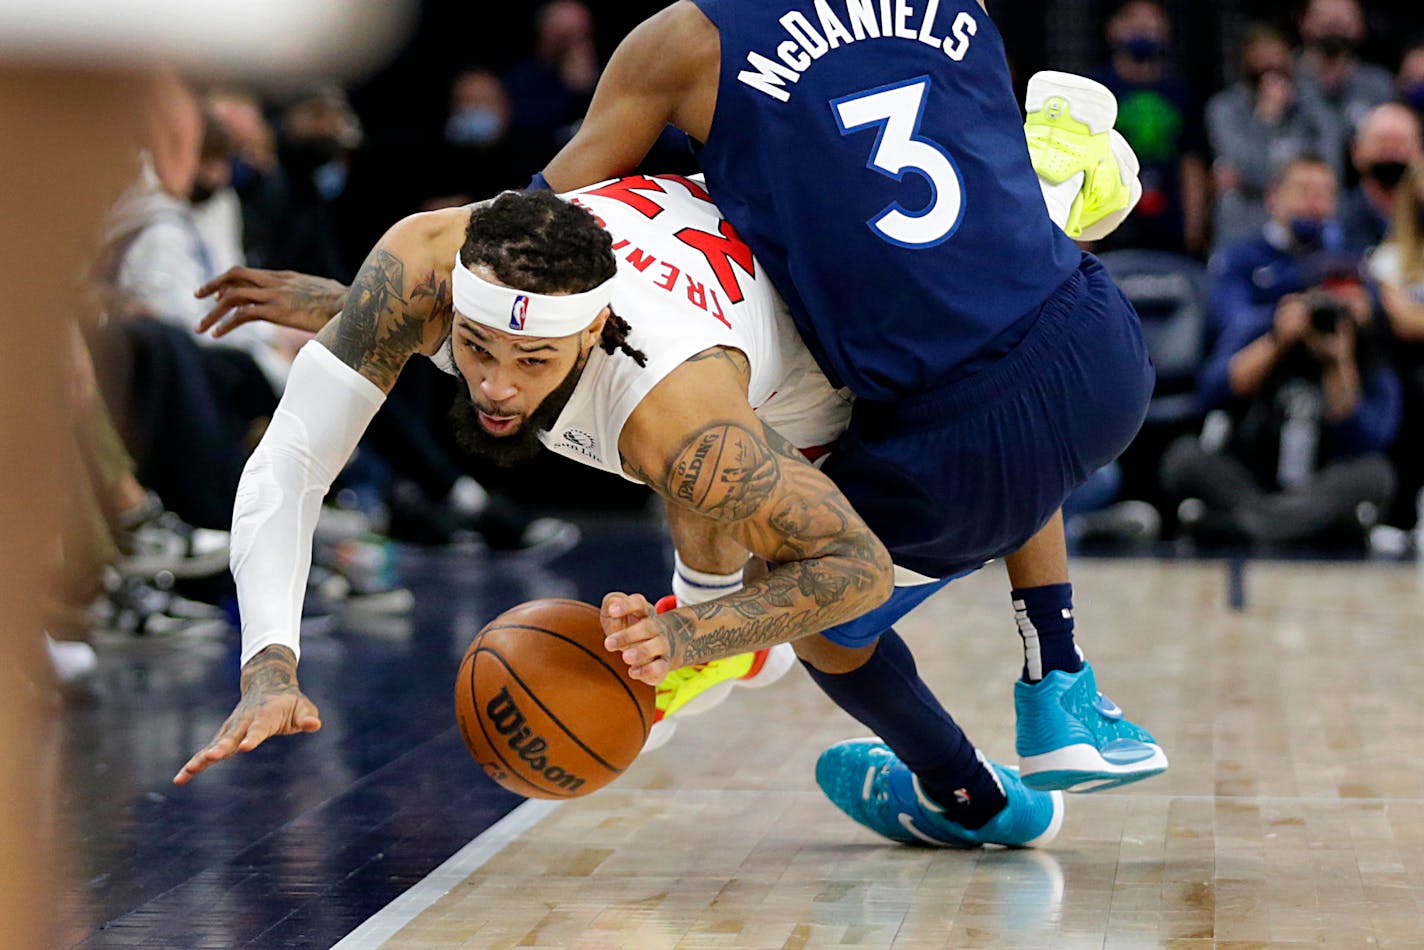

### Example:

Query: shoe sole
xmin=1025 ymin=70 xmax=1117 ymax=135
xmin=116 ymin=547 xmax=231 ymax=579
xmin=90 ymin=617 xmax=230 ymax=645
xmin=1014 ymin=788 xmax=1066 ymax=848
xmin=985 ymin=764 xmax=1065 ymax=849
xmin=642 ymin=719 xmax=676 ymax=751
xmin=341 ymin=588 xmax=416 ymax=616
xmin=736 ymin=642 xmax=797 ymax=689
xmin=493 ymin=520 xmax=581 ymax=563
xmin=1019 ymin=744 xmax=1169 ymax=792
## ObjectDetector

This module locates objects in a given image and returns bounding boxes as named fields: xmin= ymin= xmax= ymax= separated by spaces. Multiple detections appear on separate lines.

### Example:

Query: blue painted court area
xmin=59 ymin=519 xmax=669 ymax=949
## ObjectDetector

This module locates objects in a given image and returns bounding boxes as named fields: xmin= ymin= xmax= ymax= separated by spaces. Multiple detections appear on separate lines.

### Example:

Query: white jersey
xmin=431 ymin=175 xmax=851 ymax=481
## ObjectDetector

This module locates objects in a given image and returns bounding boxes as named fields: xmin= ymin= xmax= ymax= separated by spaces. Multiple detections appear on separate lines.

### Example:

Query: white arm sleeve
xmin=233 ymin=340 xmax=386 ymax=667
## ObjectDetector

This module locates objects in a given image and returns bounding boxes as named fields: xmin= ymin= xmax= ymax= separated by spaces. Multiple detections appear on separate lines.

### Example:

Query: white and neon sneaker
xmin=1025 ymin=70 xmax=1142 ymax=241
xmin=642 ymin=594 xmax=797 ymax=751
xmin=1015 ymin=661 xmax=1168 ymax=792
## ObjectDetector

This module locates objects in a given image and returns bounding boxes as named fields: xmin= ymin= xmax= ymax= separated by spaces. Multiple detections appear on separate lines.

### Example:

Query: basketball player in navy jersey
xmin=533 ymin=0 xmax=1168 ymax=844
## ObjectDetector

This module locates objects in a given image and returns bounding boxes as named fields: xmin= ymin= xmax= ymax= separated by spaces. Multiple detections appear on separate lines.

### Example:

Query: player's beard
xmin=449 ymin=346 xmax=590 ymax=467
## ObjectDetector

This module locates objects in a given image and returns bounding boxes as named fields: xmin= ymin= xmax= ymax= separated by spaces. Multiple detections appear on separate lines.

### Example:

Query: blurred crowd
xmin=44 ymin=3 xmax=615 ymax=691
xmin=40 ymin=0 xmax=1424 ymax=692
xmin=1065 ymin=0 xmax=1424 ymax=558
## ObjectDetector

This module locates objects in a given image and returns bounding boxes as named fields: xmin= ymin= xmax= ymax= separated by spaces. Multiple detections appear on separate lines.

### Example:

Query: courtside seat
xmin=1097 ymin=250 xmax=1209 ymax=426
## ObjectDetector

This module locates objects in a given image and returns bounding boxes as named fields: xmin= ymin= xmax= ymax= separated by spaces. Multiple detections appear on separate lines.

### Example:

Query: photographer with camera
xmin=1162 ymin=155 xmax=1400 ymax=547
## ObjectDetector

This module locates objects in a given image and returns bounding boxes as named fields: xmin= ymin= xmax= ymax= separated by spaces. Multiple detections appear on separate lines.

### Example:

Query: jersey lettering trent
xmin=690 ymin=0 xmax=1081 ymax=400
xmin=430 ymin=176 xmax=850 ymax=480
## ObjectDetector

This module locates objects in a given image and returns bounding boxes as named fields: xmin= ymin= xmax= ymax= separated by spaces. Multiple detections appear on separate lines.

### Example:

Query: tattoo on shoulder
xmin=665 ymin=422 xmax=779 ymax=522
xmin=410 ymin=271 xmax=454 ymax=325
xmin=325 ymin=248 xmax=444 ymax=390
xmin=684 ymin=346 xmax=749 ymax=376
xmin=758 ymin=423 xmax=800 ymax=460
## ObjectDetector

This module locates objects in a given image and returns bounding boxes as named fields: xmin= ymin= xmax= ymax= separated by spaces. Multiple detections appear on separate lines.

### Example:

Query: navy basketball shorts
xmin=816 ymin=253 xmax=1154 ymax=648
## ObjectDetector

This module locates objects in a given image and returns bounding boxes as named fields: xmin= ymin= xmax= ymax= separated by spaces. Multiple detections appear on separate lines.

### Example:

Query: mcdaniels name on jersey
xmin=738 ymin=0 xmax=980 ymax=102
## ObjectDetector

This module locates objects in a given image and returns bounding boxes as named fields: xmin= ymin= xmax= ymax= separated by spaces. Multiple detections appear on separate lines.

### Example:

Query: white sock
xmin=671 ymin=551 xmax=743 ymax=606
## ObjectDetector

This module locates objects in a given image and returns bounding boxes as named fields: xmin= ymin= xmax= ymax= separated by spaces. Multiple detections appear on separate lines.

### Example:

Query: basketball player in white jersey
xmin=173 ymin=178 xmax=893 ymax=780
xmin=179 ymin=177 xmax=1080 ymax=846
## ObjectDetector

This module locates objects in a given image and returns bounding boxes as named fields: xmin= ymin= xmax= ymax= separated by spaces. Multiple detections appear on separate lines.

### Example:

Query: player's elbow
xmin=846 ymin=531 xmax=895 ymax=612
xmin=870 ymin=542 xmax=895 ymax=607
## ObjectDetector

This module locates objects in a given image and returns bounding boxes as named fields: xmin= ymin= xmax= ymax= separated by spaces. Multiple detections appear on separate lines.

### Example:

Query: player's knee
xmin=793 ymin=635 xmax=876 ymax=674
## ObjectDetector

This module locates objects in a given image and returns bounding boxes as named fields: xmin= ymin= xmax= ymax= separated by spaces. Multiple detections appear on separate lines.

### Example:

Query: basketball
xmin=454 ymin=598 xmax=656 ymax=799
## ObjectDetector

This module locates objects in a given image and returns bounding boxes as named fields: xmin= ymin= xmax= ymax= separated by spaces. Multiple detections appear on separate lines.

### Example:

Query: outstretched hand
xmin=172 ymin=646 xmax=321 ymax=785
xmin=194 ymin=266 xmax=347 ymax=338
xmin=601 ymin=591 xmax=673 ymax=685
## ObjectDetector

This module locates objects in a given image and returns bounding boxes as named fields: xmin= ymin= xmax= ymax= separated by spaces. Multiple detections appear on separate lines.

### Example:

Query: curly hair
xmin=461 ymin=191 xmax=646 ymax=366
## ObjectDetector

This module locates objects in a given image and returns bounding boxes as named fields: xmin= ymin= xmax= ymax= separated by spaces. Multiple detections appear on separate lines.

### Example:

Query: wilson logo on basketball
xmin=484 ymin=686 xmax=587 ymax=793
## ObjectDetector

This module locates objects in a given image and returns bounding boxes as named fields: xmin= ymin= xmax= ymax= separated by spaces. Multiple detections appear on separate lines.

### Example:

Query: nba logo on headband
xmin=509 ymin=295 xmax=530 ymax=331
xmin=452 ymin=250 xmax=613 ymax=337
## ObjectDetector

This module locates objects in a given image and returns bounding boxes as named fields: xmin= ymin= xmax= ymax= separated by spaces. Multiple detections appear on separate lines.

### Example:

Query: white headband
xmin=451 ymin=252 xmax=613 ymax=338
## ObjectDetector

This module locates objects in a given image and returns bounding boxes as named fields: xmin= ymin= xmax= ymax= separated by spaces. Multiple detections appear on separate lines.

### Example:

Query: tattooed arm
xmin=195 ymin=198 xmax=496 ymax=343
xmin=195 ymin=267 xmax=348 ymax=338
xmin=608 ymin=347 xmax=894 ymax=683
xmin=173 ymin=211 xmax=467 ymax=785
xmin=315 ymin=210 xmax=468 ymax=391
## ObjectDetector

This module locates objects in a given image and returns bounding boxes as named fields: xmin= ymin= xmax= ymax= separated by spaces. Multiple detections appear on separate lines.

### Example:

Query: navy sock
xmin=802 ymin=630 xmax=1006 ymax=829
xmin=1012 ymin=582 xmax=1083 ymax=682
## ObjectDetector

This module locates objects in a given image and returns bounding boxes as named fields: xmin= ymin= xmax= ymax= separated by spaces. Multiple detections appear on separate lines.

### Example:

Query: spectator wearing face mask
xmin=1162 ymin=154 xmax=1399 ymax=548
xmin=189 ymin=111 xmax=244 ymax=279
xmin=1089 ymin=0 xmax=1210 ymax=257
xmin=1296 ymin=0 xmax=1395 ymax=143
xmin=271 ymin=82 xmax=362 ymax=282
xmin=1203 ymin=155 xmax=1354 ymax=336
xmin=1208 ymin=24 xmax=1340 ymax=250
xmin=102 ymin=78 xmax=216 ymax=330
xmin=503 ymin=1 xmax=600 ymax=171
xmin=1339 ymin=104 xmax=1423 ymax=253
xmin=207 ymin=88 xmax=288 ymax=270
xmin=428 ymin=68 xmax=522 ymax=207
xmin=1395 ymin=41 xmax=1424 ymax=134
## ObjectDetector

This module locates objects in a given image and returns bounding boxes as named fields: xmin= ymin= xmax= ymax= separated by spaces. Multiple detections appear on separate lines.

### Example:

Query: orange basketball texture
xmin=454 ymin=599 xmax=655 ymax=799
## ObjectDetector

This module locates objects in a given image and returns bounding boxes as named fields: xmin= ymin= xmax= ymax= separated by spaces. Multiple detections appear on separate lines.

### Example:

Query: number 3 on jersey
xmin=832 ymin=76 xmax=965 ymax=249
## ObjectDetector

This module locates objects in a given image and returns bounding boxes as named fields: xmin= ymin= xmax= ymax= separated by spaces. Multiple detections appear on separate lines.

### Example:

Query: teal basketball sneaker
xmin=1015 ymin=661 xmax=1168 ymax=792
xmin=815 ymin=738 xmax=1064 ymax=848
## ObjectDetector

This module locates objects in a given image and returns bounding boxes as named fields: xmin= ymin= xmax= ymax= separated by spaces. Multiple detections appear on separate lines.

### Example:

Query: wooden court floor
xmin=371 ymin=560 xmax=1424 ymax=948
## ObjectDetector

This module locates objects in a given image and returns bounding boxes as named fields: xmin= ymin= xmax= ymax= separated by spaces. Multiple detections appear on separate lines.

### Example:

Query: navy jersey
xmin=690 ymin=0 xmax=1080 ymax=399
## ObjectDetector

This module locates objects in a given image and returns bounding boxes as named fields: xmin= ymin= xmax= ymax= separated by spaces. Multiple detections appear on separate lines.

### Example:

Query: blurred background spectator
xmin=1090 ymin=0 xmax=1210 ymax=257
xmin=1340 ymin=103 xmax=1423 ymax=252
xmin=1369 ymin=159 xmax=1424 ymax=530
xmin=427 ymin=68 xmax=522 ymax=208
xmin=206 ymin=87 xmax=287 ymax=269
xmin=1163 ymin=155 xmax=1399 ymax=548
xmin=1208 ymin=24 xmax=1338 ymax=250
xmin=1296 ymin=0 xmax=1395 ymax=147
xmin=189 ymin=110 xmax=244 ymax=276
xmin=273 ymin=82 xmax=363 ymax=282
xmin=1399 ymin=39 xmax=1424 ymax=124
xmin=504 ymin=1 xmax=601 ymax=174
